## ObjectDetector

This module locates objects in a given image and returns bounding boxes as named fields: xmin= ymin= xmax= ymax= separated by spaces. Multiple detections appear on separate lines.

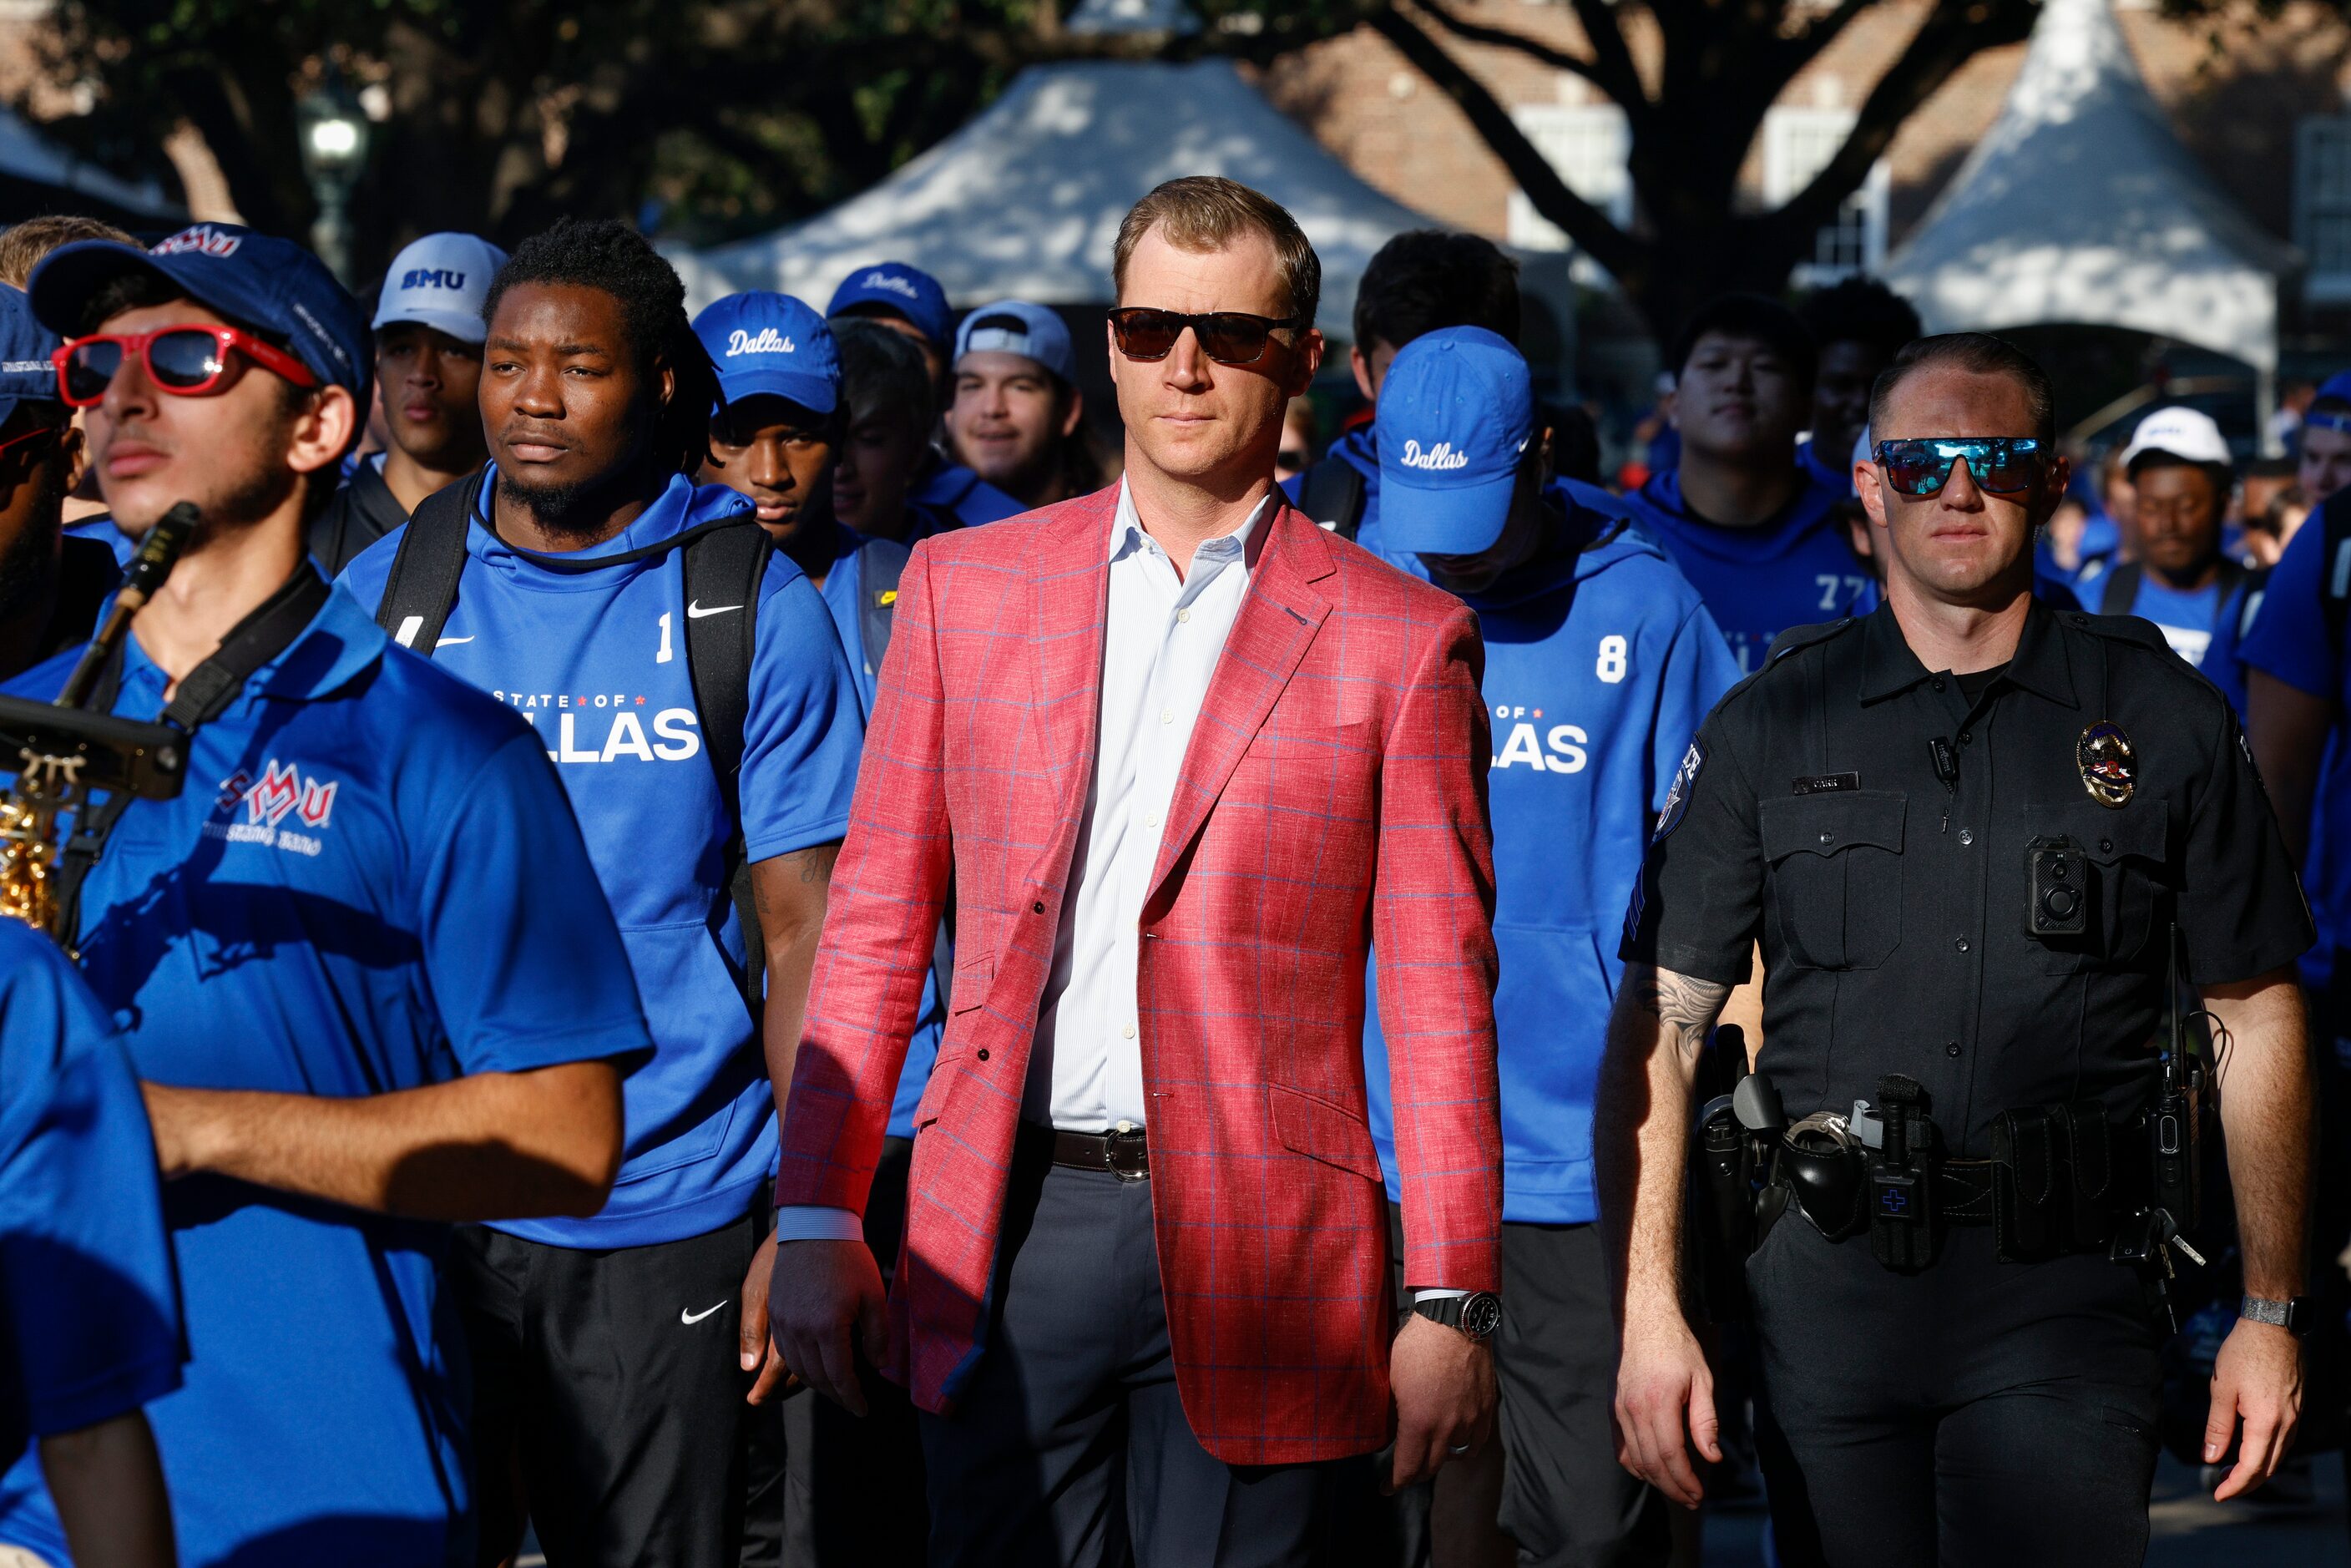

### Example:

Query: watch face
xmin=1462 ymin=1292 xmax=1503 ymax=1339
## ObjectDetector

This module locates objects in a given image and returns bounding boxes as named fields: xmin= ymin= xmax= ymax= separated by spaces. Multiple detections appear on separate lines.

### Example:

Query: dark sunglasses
xmin=1872 ymin=437 xmax=2047 ymax=498
xmin=1109 ymin=307 xmax=1306 ymax=367
xmin=53 ymin=326 xmax=319 ymax=409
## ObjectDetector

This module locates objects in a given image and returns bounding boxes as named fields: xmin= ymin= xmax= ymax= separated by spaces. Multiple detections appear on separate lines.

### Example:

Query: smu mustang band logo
xmin=246 ymin=760 xmax=338 ymax=829
xmin=204 ymin=760 xmax=338 ymax=856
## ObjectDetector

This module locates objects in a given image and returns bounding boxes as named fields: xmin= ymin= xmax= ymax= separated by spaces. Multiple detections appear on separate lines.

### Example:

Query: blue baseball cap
xmin=953 ymin=301 xmax=1076 ymax=385
xmin=692 ymin=291 xmax=839 ymax=417
xmin=1375 ymin=326 xmax=1534 ymax=557
xmin=373 ymin=232 xmax=508 ymax=345
xmin=0 ymin=286 xmax=59 ymax=427
xmin=827 ymin=262 xmax=953 ymax=351
xmin=26 ymin=223 xmax=371 ymax=415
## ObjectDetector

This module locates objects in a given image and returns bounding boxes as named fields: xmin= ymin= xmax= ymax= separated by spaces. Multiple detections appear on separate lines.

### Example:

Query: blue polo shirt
xmin=908 ymin=461 xmax=1024 ymax=530
xmin=1364 ymin=489 xmax=1741 ymax=1223
xmin=1619 ymin=467 xmax=1862 ymax=675
xmin=0 ymin=585 xmax=650 ymax=1567
xmin=805 ymin=522 xmax=943 ymax=1139
xmin=2236 ymin=518 xmax=2348 ymax=986
xmin=0 ymin=923 xmax=181 ymax=1564
xmin=341 ymin=468 xmax=864 ymax=1248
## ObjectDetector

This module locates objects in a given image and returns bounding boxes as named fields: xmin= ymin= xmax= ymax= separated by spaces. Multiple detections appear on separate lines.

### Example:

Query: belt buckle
xmin=1106 ymin=1125 xmax=1149 ymax=1182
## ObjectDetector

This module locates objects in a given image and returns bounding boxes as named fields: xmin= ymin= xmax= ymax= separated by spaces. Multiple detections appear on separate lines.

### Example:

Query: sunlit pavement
xmin=1701 ymin=1453 xmax=2350 ymax=1565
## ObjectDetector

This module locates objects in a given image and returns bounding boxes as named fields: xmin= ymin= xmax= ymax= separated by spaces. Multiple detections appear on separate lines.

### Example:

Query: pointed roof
xmin=666 ymin=59 xmax=1437 ymax=331
xmin=1885 ymin=0 xmax=2291 ymax=371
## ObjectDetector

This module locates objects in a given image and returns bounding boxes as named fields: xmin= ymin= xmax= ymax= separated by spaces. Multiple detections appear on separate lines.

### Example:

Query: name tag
xmin=1792 ymin=772 xmax=1860 ymax=796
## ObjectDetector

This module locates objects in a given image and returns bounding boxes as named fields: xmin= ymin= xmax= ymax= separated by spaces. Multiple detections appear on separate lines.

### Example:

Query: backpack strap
xmin=857 ymin=536 xmax=910 ymax=680
xmin=1297 ymin=457 xmax=1368 ymax=542
xmin=2098 ymin=560 xmax=2142 ymax=618
xmin=373 ymin=470 xmax=485 ymax=655
xmin=683 ymin=518 xmax=771 ymax=1005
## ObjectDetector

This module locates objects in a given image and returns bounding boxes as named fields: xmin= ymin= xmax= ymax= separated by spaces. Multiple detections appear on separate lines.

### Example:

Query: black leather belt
xmin=1020 ymin=1121 xmax=1150 ymax=1180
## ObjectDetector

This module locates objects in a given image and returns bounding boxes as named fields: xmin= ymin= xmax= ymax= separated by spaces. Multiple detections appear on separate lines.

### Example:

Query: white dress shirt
xmin=1030 ymin=481 xmax=1266 ymax=1130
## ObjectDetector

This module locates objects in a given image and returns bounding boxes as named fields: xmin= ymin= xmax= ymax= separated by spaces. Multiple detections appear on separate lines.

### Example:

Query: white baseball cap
xmin=372 ymin=232 xmax=508 ymax=345
xmin=2121 ymin=406 xmax=2231 ymax=470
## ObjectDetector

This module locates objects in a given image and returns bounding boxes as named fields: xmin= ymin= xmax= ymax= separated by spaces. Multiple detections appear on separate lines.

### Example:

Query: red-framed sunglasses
xmin=52 ymin=326 xmax=320 ymax=409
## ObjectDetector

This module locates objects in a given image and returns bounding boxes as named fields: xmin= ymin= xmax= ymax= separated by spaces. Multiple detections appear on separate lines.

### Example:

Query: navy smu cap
xmin=1376 ymin=326 xmax=1534 ymax=557
xmin=827 ymin=261 xmax=953 ymax=350
xmin=691 ymin=291 xmax=840 ymax=417
xmin=0 ymin=285 xmax=59 ymax=426
xmin=28 ymin=223 xmax=372 ymax=414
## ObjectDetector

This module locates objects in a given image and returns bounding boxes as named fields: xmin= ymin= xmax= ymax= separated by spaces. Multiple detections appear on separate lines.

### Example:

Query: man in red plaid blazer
xmin=769 ymin=176 xmax=1504 ymax=1565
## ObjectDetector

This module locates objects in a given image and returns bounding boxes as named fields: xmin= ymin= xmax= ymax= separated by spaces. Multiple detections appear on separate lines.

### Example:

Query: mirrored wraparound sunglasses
xmin=1108 ymin=307 xmax=1307 ymax=367
xmin=53 ymin=326 xmax=320 ymax=409
xmin=1872 ymin=437 xmax=2046 ymax=498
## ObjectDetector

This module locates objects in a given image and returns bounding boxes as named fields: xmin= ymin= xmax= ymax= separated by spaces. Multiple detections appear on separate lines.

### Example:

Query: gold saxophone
xmin=0 ymin=503 xmax=199 ymax=938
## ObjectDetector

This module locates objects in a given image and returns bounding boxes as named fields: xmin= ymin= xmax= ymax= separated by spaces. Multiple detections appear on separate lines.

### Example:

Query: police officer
xmin=1599 ymin=332 xmax=2316 ymax=1567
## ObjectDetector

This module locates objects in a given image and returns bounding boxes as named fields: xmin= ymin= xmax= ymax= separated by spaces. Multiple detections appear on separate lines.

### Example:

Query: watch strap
xmin=2241 ymin=1295 xmax=2313 ymax=1335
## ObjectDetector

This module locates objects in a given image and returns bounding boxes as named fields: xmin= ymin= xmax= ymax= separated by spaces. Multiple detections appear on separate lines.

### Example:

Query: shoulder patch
xmin=1654 ymin=738 xmax=1706 ymax=842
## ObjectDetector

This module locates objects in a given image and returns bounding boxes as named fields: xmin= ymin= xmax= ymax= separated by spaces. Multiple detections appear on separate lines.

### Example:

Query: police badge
xmin=2076 ymin=720 xmax=2136 ymax=807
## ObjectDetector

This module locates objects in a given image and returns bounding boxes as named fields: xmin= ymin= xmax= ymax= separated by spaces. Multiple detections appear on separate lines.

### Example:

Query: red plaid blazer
xmin=776 ymin=484 xmax=1502 ymax=1464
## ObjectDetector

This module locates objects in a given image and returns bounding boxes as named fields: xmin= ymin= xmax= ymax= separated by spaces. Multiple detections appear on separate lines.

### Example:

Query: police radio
xmin=2146 ymin=924 xmax=2204 ymax=1236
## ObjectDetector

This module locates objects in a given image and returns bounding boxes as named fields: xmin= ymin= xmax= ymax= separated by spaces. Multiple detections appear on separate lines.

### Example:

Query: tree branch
xmin=1413 ymin=0 xmax=1605 ymax=90
xmin=1365 ymin=5 xmax=1644 ymax=279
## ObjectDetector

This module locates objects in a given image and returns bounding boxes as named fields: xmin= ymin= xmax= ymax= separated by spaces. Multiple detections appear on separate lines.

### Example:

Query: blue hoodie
xmin=1619 ymin=467 xmax=1863 ymax=675
xmin=1363 ymin=487 xmax=1742 ymax=1223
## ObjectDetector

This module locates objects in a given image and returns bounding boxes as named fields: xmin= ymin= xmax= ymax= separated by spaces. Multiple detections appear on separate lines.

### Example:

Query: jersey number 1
xmin=656 ymin=611 xmax=675 ymax=665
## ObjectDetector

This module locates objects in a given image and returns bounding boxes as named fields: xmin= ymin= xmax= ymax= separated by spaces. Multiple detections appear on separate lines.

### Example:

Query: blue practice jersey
xmin=2124 ymin=574 xmax=2227 ymax=668
xmin=806 ymin=524 xmax=944 ymax=1138
xmin=2236 ymin=519 xmax=2348 ymax=986
xmin=1363 ymin=486 xmax=1741 ymax=1223
xmin=0 ymin=922 xmax=182 ymax=1565
xmin=341 ymin=470 xmax=865 ymax=1248
xmin=0 ymin=587 xmax=649 ymax=1567
xmin=1620 ymin=468 xmax=1864 ymax=675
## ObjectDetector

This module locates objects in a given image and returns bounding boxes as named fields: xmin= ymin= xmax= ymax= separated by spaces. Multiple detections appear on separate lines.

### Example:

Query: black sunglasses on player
xmin=1871 ymin=437 xmax=2047 ymax=498
xmin=1108 ymin=307 xmax=1307 ymax=367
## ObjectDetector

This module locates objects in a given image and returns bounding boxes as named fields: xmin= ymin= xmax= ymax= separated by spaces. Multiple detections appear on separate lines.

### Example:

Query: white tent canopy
xmin=667 ymin=59 xmax=1438 ymax=333
xmin=1884 ymin=0 xmax=2292 ymax=375
xmin=0 ymin=108 xmax=179 ymax=222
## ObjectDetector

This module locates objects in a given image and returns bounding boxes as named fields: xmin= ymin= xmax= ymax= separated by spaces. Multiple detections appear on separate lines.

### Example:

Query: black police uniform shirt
xmin=1623 ymin=597 xmax=2313 ymax=1152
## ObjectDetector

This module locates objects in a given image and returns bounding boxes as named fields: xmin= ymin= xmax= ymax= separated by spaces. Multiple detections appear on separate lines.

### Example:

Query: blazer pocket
xmin=948 ymin=952 xmax=993 ymax=1014
xmin=1268 ymin=1084 xmax=1385 ymax=1183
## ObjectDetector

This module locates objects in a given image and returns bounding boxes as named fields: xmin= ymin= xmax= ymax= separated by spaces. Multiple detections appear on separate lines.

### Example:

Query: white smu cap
xmin=372 ymin=232 xmax=508 ymax=345
xmin=2120 ymin=406 xmax=2231 ymax=471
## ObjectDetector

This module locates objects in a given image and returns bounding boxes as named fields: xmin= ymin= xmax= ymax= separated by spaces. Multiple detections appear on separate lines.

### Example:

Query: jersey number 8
xmin=1596 ymin=635 xmax=1628 ymax=684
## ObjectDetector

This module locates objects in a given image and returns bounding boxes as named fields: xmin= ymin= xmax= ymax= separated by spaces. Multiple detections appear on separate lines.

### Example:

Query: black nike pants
xmin=453 ymin=1207 xmax=772 ymax=1568
xmin=1745 ymin=1216 xmax=2161 ymax=1568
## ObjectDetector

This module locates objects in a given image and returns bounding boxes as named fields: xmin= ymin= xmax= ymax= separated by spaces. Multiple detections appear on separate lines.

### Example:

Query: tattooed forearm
xmin=1622 ymin=965 xmax=1733 ymax=1069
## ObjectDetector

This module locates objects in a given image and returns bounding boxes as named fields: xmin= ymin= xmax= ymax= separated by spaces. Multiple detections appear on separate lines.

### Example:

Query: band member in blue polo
xmin=1363 ymin=327 xmax=1740 ymax=1565
xmin=0 ymin=919 xmax=179 ymax=1568
xmin=0 ymin=222 xmax=641 ymax=1566
xmin=340 ymin=220 xmax=864 ymax=1568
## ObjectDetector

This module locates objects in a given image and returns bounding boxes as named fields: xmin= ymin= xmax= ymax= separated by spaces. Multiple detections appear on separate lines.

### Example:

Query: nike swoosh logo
xmin=435 ymin=635 xmax=474 ymax=646
xmin=680 ymin=1302 xmax=726 ymax=1325
xmin=686 ymin=601 xmax=741 ymax=619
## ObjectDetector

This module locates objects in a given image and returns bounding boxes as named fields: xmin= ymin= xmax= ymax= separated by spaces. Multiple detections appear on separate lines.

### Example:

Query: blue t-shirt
xmin=2124 ymin=572 xmax=2227 ymax=668
xmin=0 ymin=587 xmax=650 ymax=1567
xmin=806 ymin=524 xmax=943 ymax=1140
xmin=1363 ymin=488 xmax=1742 ymax=1223
xmin=0 ymin=922 xmax=182 ymax=1564
xmin=908 ymin=462 xmax=1024 ymax=530
xmin=62 ymin=515 xmax=134 ymax=569
xmin=340 ymin=470 xmax=865 ymax=1248
xmin=2236 ymin=518 xmax=2349 ymax=985
xmin=1619 ymin=468 xmax=1863 ymax=675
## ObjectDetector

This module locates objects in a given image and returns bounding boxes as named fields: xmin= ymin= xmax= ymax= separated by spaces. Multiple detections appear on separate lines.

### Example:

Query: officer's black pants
xmin=1746 ymin=1216 xmax=2161 ymax=1568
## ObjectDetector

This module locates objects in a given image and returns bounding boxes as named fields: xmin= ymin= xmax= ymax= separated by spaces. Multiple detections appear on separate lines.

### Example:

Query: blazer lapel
xmin=1145 ymin=503 xmax=1333 ymax=901
xmin=1028 ymin=488 xmax=1116 ymax=832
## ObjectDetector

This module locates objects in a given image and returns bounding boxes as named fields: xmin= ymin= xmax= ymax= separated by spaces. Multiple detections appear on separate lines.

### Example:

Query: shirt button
xmin=1946 ymin=1042 xmax=1962 ymax=1059
xmin=1954 ymin=937 xmax=1970 ymax=953
xmin=2100 ymin=837 xmax=2114 ymax=853
xmin=1145 ymin=812 xmax=1160 ymax=828
xmin=1958 ymin=731 xmax=1972 ymax=745
xmin=1160 ymin=710 xmax=1174 ymax=726
xmin=1958 ymin=828 xmax=1974 ymax=847
xmin=1932 ymin=677 xmax=1946 ymax=691
xmin=1123 ymin=1024 xmax=1137 ymax=1039
xmin=1818 ymin=832 xmax=1832 ymax=844
xmin=1176 ymin=608 xmax=1191 ymax=624
xmin=1033 ymin=901 xmax=1046 ymax=914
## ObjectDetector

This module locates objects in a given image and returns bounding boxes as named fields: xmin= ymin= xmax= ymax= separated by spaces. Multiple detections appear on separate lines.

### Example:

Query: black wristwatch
xmin=1411 ymin=1291 xmax=1502 ymax=1343
xmin=2241 ymin=1296 xmax=2318 ymax=1337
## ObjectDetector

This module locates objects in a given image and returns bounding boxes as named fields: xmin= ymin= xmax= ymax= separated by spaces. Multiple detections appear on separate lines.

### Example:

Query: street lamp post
xmin=295 ymin=83 xmax=370 ymax=286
